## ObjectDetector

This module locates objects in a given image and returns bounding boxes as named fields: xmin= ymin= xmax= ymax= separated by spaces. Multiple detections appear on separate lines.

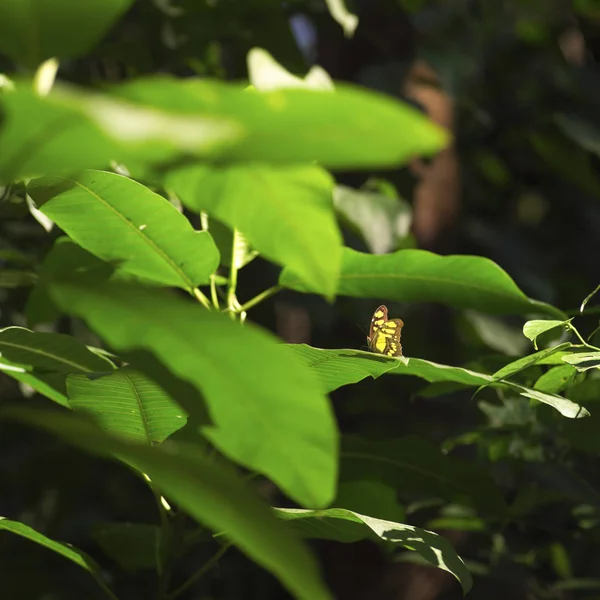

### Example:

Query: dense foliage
xmin=1 ymin=1 xmax=600 ymax=599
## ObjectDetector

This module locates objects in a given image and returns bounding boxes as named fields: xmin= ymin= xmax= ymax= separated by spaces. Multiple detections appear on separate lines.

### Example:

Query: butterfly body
xmin=367 ymin=305 xmax=404 ymax=357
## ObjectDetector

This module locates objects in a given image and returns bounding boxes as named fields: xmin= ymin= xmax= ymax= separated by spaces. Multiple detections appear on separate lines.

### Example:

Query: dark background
xmin=3 ymin=1 xmax=600 ymax=599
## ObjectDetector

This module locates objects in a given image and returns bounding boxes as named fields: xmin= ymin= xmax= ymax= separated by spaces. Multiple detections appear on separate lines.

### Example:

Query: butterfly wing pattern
xmin=367 ymin=305 xmax=404 ymax=357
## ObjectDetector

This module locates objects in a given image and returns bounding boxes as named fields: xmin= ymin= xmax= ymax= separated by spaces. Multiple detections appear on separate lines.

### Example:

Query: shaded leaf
xmin=67 ymin=368 xmax=187 ymax=444
xmin=93 ymin=523 xmax=159 ymax=572
xmin=534 ymin=365 xmax=578 ymax=394
xmin=0 ymin=0 xmax=134 ymax=67
xmin=0 ymin=408 xmax=333 ymax=600
xmin=49 ymin=277 xmax=337 ymax=507
xmin=276 ymin=508 xmax=472 ymax=594
xmin=0 ymin=518 xmax=116 ymax=600
xmin=340 ymin=435 xmax=506 ymax=515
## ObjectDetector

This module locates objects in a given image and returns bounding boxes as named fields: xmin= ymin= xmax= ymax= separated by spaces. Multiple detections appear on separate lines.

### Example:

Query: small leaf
xmin=281 ymin=248 xmax=564 ymax=317
xmin=562 ymin=352 xmax=600 ymax=372
xmin=534 ymin=365 xmax=577 ymax=394
xmin=67 ymin=368 xmax=187 ymax=444
xmin=580 ymin=283 xmax=600 ymax=314
xmin=28 ymin=171 xmax=219 ymax=289
xmin=523 ymin=319 xmax=571 ymax=349
xmin=516 ymin=385 xmax=590 ymax=419
xmin=276 ymin=508 xmax=472 ymax=594
xmin=0 ymin=518 xmax=116 ymax=599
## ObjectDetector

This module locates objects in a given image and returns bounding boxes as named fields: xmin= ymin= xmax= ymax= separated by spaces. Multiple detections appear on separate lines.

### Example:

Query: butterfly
xmin=367 ymin=305 xmax=404 ymax=357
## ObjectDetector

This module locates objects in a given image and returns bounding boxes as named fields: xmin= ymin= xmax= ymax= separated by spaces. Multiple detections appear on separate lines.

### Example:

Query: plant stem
xmin=193 ymin=287 xmax=212 ymax=309
xmin=167 ymin=543 xmax=230 ymax=600
xmin=209 ymin=274 xmax=220 ymax=309
xmin=568 ymin=324 xmax=600 ymax=352
xmin=226 ymin=229 xmax=244 ymax=319
xmin=238 ymin=285 xmax=282 ymax=313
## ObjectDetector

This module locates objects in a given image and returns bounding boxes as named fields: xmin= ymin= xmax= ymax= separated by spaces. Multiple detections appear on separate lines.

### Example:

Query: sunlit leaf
xmin=523 ymin=319 xmax=571 ymax=349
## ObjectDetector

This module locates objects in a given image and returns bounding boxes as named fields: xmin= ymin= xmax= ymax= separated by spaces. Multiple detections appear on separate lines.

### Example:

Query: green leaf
xmin=93 ymin=522 xmax=160 ymax=572
xmin=48 ymin=277 xmax=337 ymax=507
xmin=333 ymin=185 xmax=412 ymax=255
xmin=288 ymin=345 xmax=401 ymax=393
xmin=281 ymin=248 xmax=564 ymax=317
xmin=0 ymin=408 xmax=333 ymax=600
xmin=288 ymin=345 xmax=589 ymax=419
xmin=492 ymin=343 xmax=573 ymax=380
xmin=0 ymin=326 xmax=112 ymax=372
xmin=334 ymin=480 xmax=406 ymax=523
xmin=0 ymin=83 xmax=241 ymax=183
xmin=28 ymin=171 xmax=219 ymax=289
xmin=0 ymin=0 xmax=133 ymax=68
xmin=340 ymin=436 xmax=506 ymax=515
xmin=67 ymin=368 xmax=187 ymax=444
xmin=26 ymin=237 xmax=114 ymax=326
xmin=276 ymin=508 xmax=472 ymax=594
xmin=167 ymin=164 xmax=341 ymax=298
xmin=0 ymin=518 xmax=117 ymax=600
xmin=562 ymin=352 xmax=600 ymax=372
xmin=534 ymin=365 xmax=578 ymax=394
xmin=115 ymin=76 xmax=448 ymax=168
xmin=523 ymin=319 xmax=571 ymax=349
xmin=0 ymin=326 xmax=115 ymax=406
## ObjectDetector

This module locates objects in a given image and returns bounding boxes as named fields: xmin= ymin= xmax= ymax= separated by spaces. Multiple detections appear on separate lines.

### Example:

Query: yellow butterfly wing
xmin=367 ymin=305 xmax=404 ymax=357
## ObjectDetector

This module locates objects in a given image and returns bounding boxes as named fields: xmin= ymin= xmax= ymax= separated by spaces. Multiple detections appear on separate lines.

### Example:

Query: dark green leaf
xmin=340 ymin=436 xmax=506 ymax=515
xmin=93 ymin=522 xmax=159 ymax=572
xmin=0 ymin=0 xmax=134 ymax=67
xmin=276 ymin=508 xmax=472 ymax=594
xmin=0 ymin=408 xmax=332 ymax=600
xmin=0 ymin=518 xmax=117 ymax=600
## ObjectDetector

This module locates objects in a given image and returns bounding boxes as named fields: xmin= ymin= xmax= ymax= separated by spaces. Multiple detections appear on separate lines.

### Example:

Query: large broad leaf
xmin=67 ymin=368 xmax=187 ymax=444
xmin=114 ymin=76 xmax=448 ymax=168
xmin=0 ymin=83 xmax=241 ymax=183
xmin=0 ymin=518 xmax=116 ymax=600
xmin=340 ymin=436 xmax=506 ymax=515
xmin=28 ymin=171 xmax=219 ymax=290
xmin=288 ymin=345 xmax=589 ymax=419
xmin=276 ymin=508 xmax=472 ymax=595
xmin=167 ymin=164 xmax=341 ymax=297
xmin=0 ymin=326 xmax=115 ymax=406
xmin=0 ymin=408 xmax=332 ymax=600
xmin=280 ymin=248 xmax=564 ymax=317
xmin=48 ymin=277 xmax=337 ymax=507
xmin=0 ymin=0 xmax=133 ymax=67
